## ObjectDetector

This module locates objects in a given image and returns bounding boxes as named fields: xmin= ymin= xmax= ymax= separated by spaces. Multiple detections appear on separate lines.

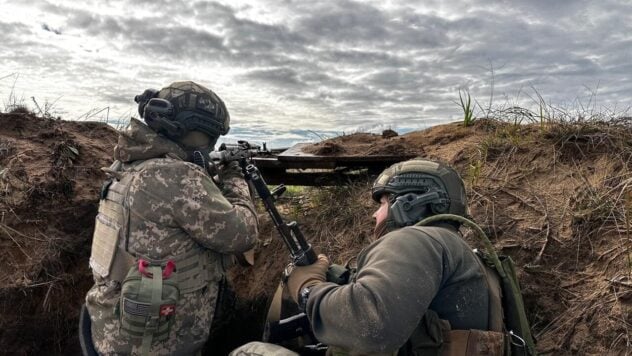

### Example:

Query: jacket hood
xmin=114 ymin=118 xmax=188 ymax=162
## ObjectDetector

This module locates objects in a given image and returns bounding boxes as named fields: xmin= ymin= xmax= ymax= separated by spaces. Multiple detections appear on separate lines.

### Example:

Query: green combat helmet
xmin=134 ymin=81 xmax=230 ymax=140
xmin=371 ymin=159 xmax=468 ymax=227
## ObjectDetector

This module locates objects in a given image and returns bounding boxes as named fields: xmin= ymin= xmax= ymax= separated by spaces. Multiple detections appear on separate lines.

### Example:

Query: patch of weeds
xmin=307 ymin=182 xmax=374 ymax=256
xmin=467 ymin=145 xmax=487 ymax=186
xmin=458 ymin=89 xmax=476 ymax=127
xmin=571 ymin=175 xmax=632 ymax=243
xmin=544 ymin=120 xmax=632 ymax=160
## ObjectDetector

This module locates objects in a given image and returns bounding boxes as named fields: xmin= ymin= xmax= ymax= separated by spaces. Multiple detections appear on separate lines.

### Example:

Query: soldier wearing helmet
xmin=83 ymin=81 xmax=258 ymax=355
xmin=234 ymin=158 xmax=506 ymax=356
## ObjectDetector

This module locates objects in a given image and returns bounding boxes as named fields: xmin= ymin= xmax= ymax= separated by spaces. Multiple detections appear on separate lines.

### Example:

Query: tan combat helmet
xmin=135 ymin=81 xmax=230 ymax=141
xmin=372 ymin=158 xmax=468 ymax=222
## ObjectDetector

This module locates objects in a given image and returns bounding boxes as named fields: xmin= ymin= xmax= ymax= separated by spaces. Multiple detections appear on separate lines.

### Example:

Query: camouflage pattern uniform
xmin=86 ymin=118 xmax=258 ymax=355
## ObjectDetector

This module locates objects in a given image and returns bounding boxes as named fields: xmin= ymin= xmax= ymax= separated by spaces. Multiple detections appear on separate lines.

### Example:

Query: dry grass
xmin=457 ymin=107 xmax=632 ymax=354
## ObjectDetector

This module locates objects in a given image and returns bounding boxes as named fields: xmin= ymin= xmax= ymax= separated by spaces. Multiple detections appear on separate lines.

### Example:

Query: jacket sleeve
xmin=139 ymin=162 xmax=258 ymax=253
xmin=305 ymin=228 xmax=452 ymax=354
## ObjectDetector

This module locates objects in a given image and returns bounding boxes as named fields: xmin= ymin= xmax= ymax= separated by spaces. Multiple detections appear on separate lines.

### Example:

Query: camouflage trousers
xmin=86 ymin=280 xmax=219 ymax=355
xmin=229 ymin=342 xmax=299 ymax=356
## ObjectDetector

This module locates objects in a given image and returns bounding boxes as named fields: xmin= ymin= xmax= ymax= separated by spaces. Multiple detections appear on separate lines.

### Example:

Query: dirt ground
xmin=1 ymin=111 xmax=631 ymax=355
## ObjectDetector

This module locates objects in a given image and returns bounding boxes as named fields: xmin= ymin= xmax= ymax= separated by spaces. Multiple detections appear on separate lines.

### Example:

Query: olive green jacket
xmin=306 ymin=225 xmax=489 ymax=354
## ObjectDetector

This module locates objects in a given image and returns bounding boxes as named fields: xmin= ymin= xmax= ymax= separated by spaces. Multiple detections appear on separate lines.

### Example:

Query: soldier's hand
xmin=219 ymin=160 xmax=243 ymax=181
xmin=286 ymin=254 xmax=330 ymax=304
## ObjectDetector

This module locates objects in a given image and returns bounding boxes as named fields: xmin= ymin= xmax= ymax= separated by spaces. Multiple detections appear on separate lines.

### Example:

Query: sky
xmin=1 ymin=0 xmax=631 ymax=147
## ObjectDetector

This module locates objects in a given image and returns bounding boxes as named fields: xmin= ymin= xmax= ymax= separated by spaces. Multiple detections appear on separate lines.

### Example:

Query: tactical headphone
xmin=135 ymin=90 xmax=198 ymax=139
xmin=389 ymin=190 xmax=450 ymax=226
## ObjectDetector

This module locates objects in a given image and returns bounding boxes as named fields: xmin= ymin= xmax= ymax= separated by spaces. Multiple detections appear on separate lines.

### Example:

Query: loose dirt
xmin=1 ymin=112 xmax=631 ymax=355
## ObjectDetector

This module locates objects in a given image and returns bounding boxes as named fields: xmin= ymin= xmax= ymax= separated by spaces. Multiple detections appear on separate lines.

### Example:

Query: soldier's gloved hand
xmin=219 ymin=160 xmax=244 ymax=181
xmin=286 ymin=254 xmax=330 ymax=304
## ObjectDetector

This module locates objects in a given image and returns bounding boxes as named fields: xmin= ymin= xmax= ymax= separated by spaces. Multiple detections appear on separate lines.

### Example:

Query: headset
xmin=390 ymin=191 xmax=450 ymax=226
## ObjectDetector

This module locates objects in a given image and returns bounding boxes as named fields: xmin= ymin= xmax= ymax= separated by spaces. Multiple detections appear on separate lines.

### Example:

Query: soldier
xmin=84 ymin=81 xmax=258 ymax=355
xmin=233 ymin=158 xmax=534 ymax=355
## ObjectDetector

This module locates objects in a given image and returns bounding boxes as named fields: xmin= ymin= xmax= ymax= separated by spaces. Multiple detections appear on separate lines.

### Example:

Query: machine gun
xmin=208 ymin=142 xmax=320 ymax=349
xmin=243 ymin=163 xmax=317 ymax=266
xmin=205 ymin=139 xmax=316 ymax=266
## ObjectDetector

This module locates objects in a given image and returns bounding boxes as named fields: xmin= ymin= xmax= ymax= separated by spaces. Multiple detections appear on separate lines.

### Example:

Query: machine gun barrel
xmin=243 ymin=163 xmax=317 ymax=266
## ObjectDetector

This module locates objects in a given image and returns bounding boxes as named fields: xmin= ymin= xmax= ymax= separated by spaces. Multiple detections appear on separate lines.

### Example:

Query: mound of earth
xmin=0 ymin=110 xmax=118 ymax=355
xmin=301 ymin=132 xmax=425 ymax=157
xmin=2 ymin=110 xmax=631 ymax=356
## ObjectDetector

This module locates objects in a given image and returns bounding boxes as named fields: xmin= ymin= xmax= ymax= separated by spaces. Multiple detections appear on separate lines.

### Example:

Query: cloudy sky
xmin=1 ymin=0 xmax=631 ymax=147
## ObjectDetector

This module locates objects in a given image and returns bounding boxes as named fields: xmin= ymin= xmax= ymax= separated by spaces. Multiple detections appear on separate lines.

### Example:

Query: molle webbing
xmin=139 ymin=249 xmax=226 ymax=294
xmin=178 ymin=250 xmax=226 ymax=293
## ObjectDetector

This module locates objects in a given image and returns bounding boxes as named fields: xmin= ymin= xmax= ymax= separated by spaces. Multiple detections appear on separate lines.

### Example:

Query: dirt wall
xmin=1 ymin=112 xmax=631 ymax=355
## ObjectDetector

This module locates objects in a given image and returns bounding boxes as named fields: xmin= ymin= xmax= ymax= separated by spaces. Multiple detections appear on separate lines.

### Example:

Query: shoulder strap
xmin=473 ymin=251 xmax=504 ymax=332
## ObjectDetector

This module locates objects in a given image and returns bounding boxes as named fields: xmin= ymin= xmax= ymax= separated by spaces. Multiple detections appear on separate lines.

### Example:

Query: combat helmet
xmin=372 ymin=158 xmax=467 ymax=226
xmin=134 ymin=81 xmax=230 ymax=140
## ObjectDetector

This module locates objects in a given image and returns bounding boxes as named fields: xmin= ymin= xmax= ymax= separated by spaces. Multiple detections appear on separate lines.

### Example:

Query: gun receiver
xmin=243 ymin=163 xmax=317 ymax=266
xmin=208 ymin=140 xmax=267 ymax=164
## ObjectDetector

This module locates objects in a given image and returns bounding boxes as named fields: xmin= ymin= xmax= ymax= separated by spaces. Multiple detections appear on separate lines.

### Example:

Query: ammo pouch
xmin=401 ymin=309 xmax=504 ymax=356
xmin=119 ymin=259 xmax=179 ymax=356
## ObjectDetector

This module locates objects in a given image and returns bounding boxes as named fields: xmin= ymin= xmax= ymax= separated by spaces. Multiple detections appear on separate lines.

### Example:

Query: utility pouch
xmin=118 ymin=259 xmax=179 ymax=355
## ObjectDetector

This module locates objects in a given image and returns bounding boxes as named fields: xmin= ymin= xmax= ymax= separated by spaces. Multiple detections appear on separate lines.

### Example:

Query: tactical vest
xmin=410 ymin=214 xmax=537 ymax=356
xmin=88 ymin=159 xmax=229 ymax=355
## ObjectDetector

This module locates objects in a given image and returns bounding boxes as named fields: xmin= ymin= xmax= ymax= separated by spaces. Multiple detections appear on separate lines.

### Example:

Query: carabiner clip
xmin=509 ymin=330 xmax=526 ymax=348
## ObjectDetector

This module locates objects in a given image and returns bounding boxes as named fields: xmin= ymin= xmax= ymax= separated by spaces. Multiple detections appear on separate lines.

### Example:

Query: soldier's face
xmin=373 ymin=195 xmax=390 ymax=228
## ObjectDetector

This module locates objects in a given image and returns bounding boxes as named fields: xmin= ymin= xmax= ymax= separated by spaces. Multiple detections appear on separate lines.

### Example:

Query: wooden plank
xmin=257 ymin=167 xmax=374 ymax=186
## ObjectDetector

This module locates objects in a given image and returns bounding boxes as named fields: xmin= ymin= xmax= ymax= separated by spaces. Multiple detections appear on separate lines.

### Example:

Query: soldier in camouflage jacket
xmin=85 ymin=82 xmax=258 ymax=355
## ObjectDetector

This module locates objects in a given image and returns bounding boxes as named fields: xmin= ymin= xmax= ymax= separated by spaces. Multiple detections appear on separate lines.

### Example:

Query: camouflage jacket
xmin=111 ymin=119 xmax=258 ymax=259
xmin=86 ymin=119 xmax=258 ymax=355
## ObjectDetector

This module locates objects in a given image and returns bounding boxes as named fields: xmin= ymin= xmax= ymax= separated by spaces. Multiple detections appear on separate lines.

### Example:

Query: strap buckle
xmin=138 ymin=259 xmax=176 ymax=279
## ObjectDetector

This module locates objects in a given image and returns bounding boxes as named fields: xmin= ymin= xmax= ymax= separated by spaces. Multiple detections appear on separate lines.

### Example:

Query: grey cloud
xmin=242 ymin=67 xmax=305 ymax=88
xmin=0 ymin=21 xmax=36 ymax=38
xmin=316 ymin=49 xmax=414 ymax=68
xmin=292 ymin=1 xmax=451 ymax=50
xmin=295 ymin=1 xmax=388 ymax=43
xmin=40 ymin=1 xmax=226 ymax=61
xmin=365 ymin=69 xmax=428 ymax=92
